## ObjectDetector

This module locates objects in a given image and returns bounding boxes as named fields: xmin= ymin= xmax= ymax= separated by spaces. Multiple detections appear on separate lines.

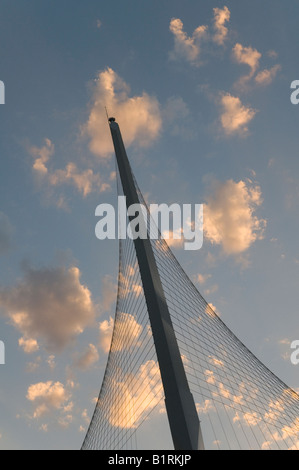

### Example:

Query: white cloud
xmin=0 ymin=265 xmax=95 ymax=352
xmin=204 ymin=179 xmax=266 ymax=255
xmin=219 ymin=93 xmax=257 ymax=136
xmin=213 ymin=6 xmax=230 ymax=45
xmin=83 ymin=67 xmax=162 ymax=158
xmin=169 ymin=18 xmax=207 ymax=66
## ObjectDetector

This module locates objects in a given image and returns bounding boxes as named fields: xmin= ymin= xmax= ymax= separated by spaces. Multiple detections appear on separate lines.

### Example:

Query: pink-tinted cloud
xmin=213 ymin=6 xmax=230 ymax=45
xmin=219 ymin=93 xmax=257 ymax=136
xmin=204 ymin=179 xmax=266 ymax=255
xmin=83 ymin=68 xmax=162 ymax=158
xmin=169 ymin=18 xmax=207 ymax=66
xmin=0 ymin=265 xmax=95 ymax=352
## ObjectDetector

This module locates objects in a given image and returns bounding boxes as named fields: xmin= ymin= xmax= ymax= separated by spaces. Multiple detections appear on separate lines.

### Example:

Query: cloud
xmin=0 ymin=264 xmax=95 ymax=352
xmin=18 ymin=337 xmax=39 ymax=354
xmin=74 ymin=343 xmax=99 ymax=370
xmin=255 ymin=64 xmax=281 ymax=86
xmin=30 ymin=138 xmax=54 ymax=176
xmin=196 ymin=273 xmax=212 ymax=285
xmin=219 ymin=93 xmax=257 ymax=136
xmin=26 ymin=381 xmax=76 ymax=429
xmin=82 ymin=67 xmax=162 ymax=158
xmin=29 ymin=139 xmax=108 ymax=197
xmin=203 ymin=179 xmax=266 ymax=255
xmin=196 ymin=399 xmax=215 ymax=415
xmin=213 ymin=6 xmax=230 ymax=45
xmin=112 ymin=312 xmax=143 ymax=352
xmin=205 ymin=303 xmax=220 ymax=318
xmin=232 ymin=43 xmax=262 ymax=90
xmin=26 ymin=381 xmax=71 ymax=419
xmin=233 ymin=43 xmax=280 ymax=90
xmin=99 ymin=312 xmax=143 ymax=354
xmin=162 ymin=228 xmax=184 ymax=249
xmin=118 ymin=271 xmax=144 ymax=299
xmin=48 ymin=163 xmax=106 ymax=197
xmin=233 ymin=43 xmax=261 ymax=76
xmin=107 ymin=360 xmax=164 ymax=429
xmin=169 ymin=18 xmax=207 ymax=66
xmin=0 ymin=212 xmax=13 ymax=255
xmin=99 ymin=316 xmax=114 ymax=353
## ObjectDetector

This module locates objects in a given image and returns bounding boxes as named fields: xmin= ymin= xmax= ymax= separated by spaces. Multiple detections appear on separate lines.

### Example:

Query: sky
xmin=0 ymin=0 xmax=299 ymax=450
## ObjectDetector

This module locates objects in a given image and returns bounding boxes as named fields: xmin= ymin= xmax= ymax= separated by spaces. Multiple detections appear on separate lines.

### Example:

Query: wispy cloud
xmin=74 ymin=344 xmax=99 ymax=370
xmin=169 ymin=18 xmax=207 ymax=66
xmin=233 ymin=43 xmax=281 ymax=90
xmin=213 ymin=6 xmax=230 ymax=45
xmin=233 ymin=43 xmax=261 ymax=77
xmin=169 ymin=7 xmax=231 ymax=66
xmin=255 ymin=64 xmax=281 ymax=86
xmin=29 ymin=139 xmax=109 ymax=199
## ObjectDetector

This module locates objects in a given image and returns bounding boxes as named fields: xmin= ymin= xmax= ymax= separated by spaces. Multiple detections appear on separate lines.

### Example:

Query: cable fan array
xmin=82 ymin=168 xmax=299 ymax=451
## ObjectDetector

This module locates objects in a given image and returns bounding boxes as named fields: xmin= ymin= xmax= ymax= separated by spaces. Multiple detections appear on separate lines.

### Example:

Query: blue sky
xmin=0 ymin=0 xmax=299 ymax=450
